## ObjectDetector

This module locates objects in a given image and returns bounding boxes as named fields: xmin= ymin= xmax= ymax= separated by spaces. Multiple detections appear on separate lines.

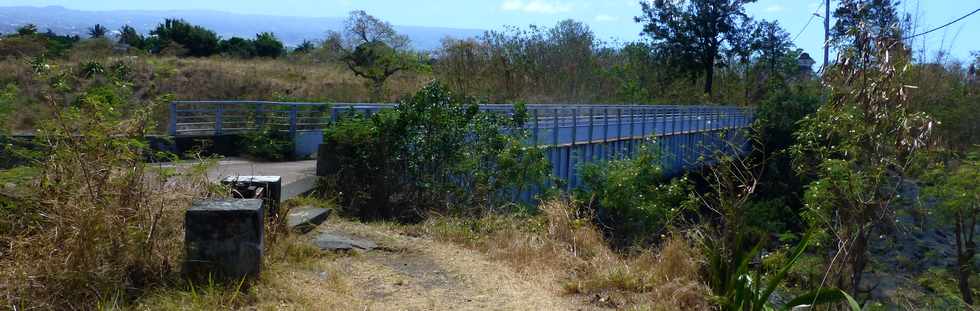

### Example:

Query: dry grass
xmin=135 ymin=233 xmax=360 ymax=311
xmin=0 ymin=54 xmax=431 ymax=133
xmin=414 ymin=199 xmax=712 ymax=310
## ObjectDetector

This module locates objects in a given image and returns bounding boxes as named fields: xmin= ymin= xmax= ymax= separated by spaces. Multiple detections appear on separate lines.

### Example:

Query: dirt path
xmin=313 ymin=221 xmax=581 ymax=311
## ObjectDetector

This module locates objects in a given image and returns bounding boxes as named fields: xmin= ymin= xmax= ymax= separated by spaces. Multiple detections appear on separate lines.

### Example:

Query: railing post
xmin=289 ymin=104 xmax=298 ymax=136
xmin=640 ymin=107 xmax=646 ymax=138
xmin=587 ymin=107 xmax=594 ymax=162
xmin=169 ymin=102 xmax=177 ymax=136
xmin=569 ymin=107 xmax=577 ymax=191
xmin=604 ymin=107 xmax=610 ymax=159
xmin=215 ymin=103 xmax=224 ymax=136
xmin=553 ymin=108 xmax=560 ymax=186
xmin=616 ymin=108 xmax=622 ymax=159
xmin=533 ymin=109 xmax=539 ymax=148
xmin=256 ymin=102 xmax=265 ymax=130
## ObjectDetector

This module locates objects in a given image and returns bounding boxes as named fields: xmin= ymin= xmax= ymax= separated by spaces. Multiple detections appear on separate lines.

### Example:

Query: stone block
xmin=184 ymin=199 xmax=264 ymax=282
xmin=287 ymin=207 xmax=332 ymax=233
xmin=222 ymin=176 xmax=281 ymax=215
xmin=314 ymin=233 xmax=377 ymax=251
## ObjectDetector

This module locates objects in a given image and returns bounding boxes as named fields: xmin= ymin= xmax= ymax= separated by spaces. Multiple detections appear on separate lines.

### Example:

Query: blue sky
xmin=2 ymin=0 xmax=978 ymax=63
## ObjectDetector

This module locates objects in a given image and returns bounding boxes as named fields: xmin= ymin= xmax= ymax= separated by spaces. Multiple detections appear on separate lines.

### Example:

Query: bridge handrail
xmin=169 ymin=101 xmax=756 ymax=144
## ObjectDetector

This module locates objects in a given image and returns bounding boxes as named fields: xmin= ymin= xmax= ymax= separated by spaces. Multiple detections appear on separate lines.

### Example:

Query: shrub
xmin=321 ymin=82 xmax=548 ymax=220
xmin=253 ymin=32 xmax=285 ymax=58
xmin=578 ymin=141 xmax=694 ymax=247
xmin=0 ymin=36 xmax=47 ymax=58
xmin=150 ymin=19 xmax=220 ymax=57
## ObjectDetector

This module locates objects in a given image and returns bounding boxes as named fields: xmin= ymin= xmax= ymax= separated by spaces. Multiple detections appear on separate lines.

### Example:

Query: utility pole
xmin=824 ymin=0 xmax=830 ymax=68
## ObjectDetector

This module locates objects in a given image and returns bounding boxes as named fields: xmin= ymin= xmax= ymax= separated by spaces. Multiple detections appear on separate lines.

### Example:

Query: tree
xmin=218 ymin=37 xmax=255 ymax=58
xmin=791 ymin=6 xmax=934 ymax=296
xmin=750 ymin=20 xmax=793 ymax=78
xmin=117 ymin=25 xmax=144 ymax=49
xmin=253 ymin=32 xmax=284 ymax=58
xmin=345 ymin=41 xmax=410 ymax=99
xmin=16 ymin=24 xmax=38 ymax=36
xmin=293 ymin=40 xmax=316 ymax=54
xmin=922 ymin=151 xmax=979 ymax=305
xmin=150 ymin=19 xmax=220 ymax=57
xmin=327 ymin=11 xmax=414 ymax=100
xmin=832 ymin=0 xmax=903 ymax=49
xmin=636 ymin=0 xmax=756 ymax=95
xmin=88 ymin=24 xmax=108 ymax=38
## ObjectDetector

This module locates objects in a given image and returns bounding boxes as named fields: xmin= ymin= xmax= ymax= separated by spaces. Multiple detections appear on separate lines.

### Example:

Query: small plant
xmin=705 ymin=234 xmax=861 ymax=311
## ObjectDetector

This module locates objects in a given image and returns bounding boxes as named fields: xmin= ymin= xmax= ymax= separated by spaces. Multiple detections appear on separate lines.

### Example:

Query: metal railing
xmin=169 ymin=101 xmax=754 ymax=144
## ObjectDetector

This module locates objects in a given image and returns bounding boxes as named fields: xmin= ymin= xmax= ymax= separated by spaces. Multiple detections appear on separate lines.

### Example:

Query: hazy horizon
xmin=1 ymin=1 xmax=978 ymax=63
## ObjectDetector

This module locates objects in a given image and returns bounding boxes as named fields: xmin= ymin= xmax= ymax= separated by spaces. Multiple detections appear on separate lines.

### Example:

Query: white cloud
xmin=595 ymin=14 xmax=618 ymax=22
xmin=765 ymin=4 xmax=784 ymax=13
xmin=500 ymin=0 xmax=573 ymax=14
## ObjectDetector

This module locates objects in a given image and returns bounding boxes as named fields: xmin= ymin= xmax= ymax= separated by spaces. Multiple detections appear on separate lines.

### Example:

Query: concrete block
xmin=184 ymin=199 xmax=264 ymax=282
xmin=314 ymin=233 xmax=376 ymax=251
xmin=222 ymin=176 xmax=281 ymax=215
xmin=287 ymin=207 xmax=332 ymax=233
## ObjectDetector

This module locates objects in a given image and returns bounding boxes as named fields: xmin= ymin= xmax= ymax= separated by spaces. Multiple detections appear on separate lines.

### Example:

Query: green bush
xmin=321 ymin=82 xmax=548 ymax=220
xmin=240 ymin=125 xmax=294 ymax=161
xmin=578 ymin=141 xmax=694 ymax=247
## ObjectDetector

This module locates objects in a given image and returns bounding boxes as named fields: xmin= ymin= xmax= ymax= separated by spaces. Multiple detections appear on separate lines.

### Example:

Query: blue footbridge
xmin=169 ymin=101 xmax=755 ymax=192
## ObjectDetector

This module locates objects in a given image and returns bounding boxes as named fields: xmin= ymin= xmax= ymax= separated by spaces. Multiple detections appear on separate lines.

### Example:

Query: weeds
xmin=0 ymin=57 xmax=217 ymax=309
xmin=416 ymin=199 xmax=713 ymax=310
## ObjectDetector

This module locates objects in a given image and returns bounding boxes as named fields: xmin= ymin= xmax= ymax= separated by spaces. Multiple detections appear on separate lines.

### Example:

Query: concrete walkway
xmin=207 ymin=158 xmax=319 ymax=200
xmin=162 ymin=157 xmax=319 ymax=200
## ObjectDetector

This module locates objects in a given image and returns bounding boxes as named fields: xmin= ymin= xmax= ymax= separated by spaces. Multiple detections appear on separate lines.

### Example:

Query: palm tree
xmin=88 ymin=24 xmax=108 ymax=38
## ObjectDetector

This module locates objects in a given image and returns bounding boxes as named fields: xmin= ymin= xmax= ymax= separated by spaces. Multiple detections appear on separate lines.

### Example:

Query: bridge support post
xmin=169 ymin=102 xmax=177 ymax=136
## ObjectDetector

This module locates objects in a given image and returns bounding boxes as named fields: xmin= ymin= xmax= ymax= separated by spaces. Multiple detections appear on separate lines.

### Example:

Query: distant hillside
xmin=0 ymin=5 xmax=485 ymax=50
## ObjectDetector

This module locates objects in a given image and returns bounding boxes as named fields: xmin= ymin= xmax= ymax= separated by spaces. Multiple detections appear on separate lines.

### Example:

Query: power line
xmin=793 ymin=0 xmax=826 ymax=42
xmin=904 ymin=7 xmax=980 ymax=40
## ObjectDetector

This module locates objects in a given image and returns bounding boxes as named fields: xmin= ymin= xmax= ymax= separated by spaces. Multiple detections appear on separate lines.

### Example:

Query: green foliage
xmin=0 ymin=57 xmax=214 ymax=308
xmin=920 ymin=149 xmax=979 ymax=304
xmin=16 ymin=24 xmax=37 ymax=36
xmin=706 ymin=234 xmax=860 ymax=311
xmin=87 ymin=24 xmax=108 ymax=38
xmin=321 ymin=82 xmax=548 ymax=220
xmin=636 ymin=0 xmax=757 ymax=94
xmin=791 ymin=16 xmax=934 ymax=293
xmin=150 ymin=19 xmax=220 ymax=57
xmin=292 ymin=40 xmax=316 ymax=54
xmin=219 ymin=37 xmax=256 ymax=58
xmin=344 ymin=40 xmax=412 ymax=99
xmin=327 ymin=10 xmax=415 ymax=100
xmin=118 ymin=25 xmax=145 ymax=49
xmin=240 ymin=125 xmax=295 ymax=161
xmin=578 ymin=142 xmax=693 ymax=247
xmin=253 ymin=32 xmax=285 ymax=58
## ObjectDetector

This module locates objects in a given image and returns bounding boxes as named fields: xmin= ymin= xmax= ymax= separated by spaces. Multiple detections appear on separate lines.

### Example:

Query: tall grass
xmin=0 ymin=58 xmax=220 ymax=309
xmin=417 ymin=199 xmax=713 ymax=310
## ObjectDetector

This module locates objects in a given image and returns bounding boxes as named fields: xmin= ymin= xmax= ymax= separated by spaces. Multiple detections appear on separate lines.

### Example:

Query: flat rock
xmin=314 ymin=233 xmax=377 ymax=251
xmin=287 ymin=207 xmax=331 ymax=233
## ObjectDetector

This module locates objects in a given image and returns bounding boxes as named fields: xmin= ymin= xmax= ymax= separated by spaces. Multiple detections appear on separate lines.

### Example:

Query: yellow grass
xmin=414 ymin=199 xmax=712 ymax=310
